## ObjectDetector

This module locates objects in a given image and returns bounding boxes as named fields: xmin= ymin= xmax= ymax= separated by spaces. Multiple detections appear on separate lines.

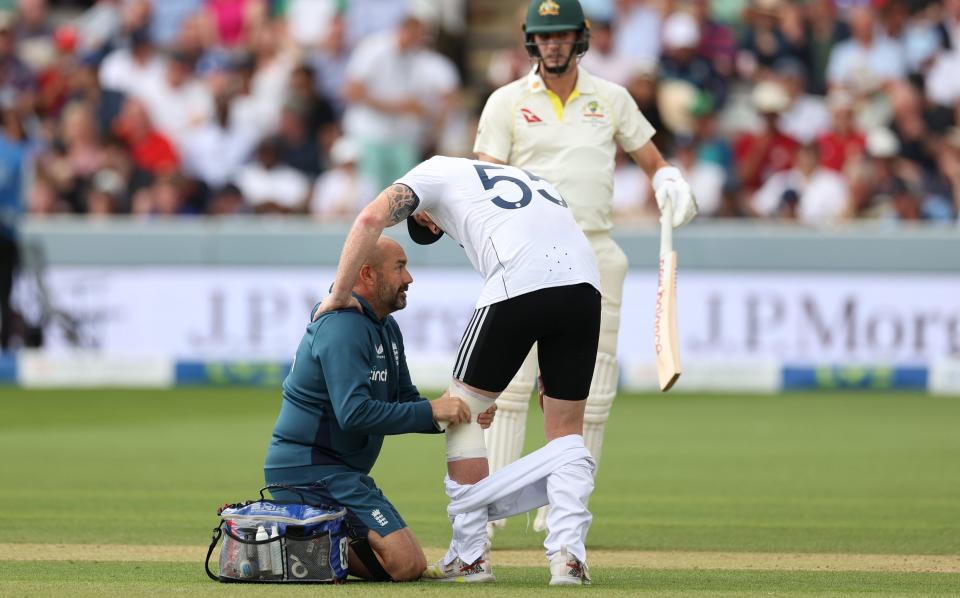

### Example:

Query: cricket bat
xmin=654 ymin=197 xmax=681 ymax=391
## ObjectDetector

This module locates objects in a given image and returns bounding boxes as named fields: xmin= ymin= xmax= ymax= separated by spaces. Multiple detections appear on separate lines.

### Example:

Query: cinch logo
xmin=539 ymin=0 xmax=560 ymax=17
xmin=521 ymin=108 xmax=543 ymax=123
xmin=370 ymin=369 xmax=387 ymax=382
xmin=371 ymin=509 xmax=389 ymax=527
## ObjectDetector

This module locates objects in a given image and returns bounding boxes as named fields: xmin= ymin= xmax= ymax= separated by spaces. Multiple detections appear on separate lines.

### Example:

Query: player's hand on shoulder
xmin=313 ymin=293 xmax=362 ymax=320
xmin=430 ymin=396 xmax=471 ymax=427
xmin=477 ymin=403 xmax=497 ymax=429
xmin=652 ymin=166 xmax=699 ymax=229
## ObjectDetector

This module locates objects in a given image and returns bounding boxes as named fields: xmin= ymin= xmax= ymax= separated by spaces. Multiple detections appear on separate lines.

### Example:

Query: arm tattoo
xmin=385 ymin=184 xmax=420 ymax=224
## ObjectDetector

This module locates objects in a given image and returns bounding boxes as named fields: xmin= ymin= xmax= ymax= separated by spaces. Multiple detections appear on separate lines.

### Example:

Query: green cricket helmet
xmin=523 ymin=0 xmax=590 ymax=68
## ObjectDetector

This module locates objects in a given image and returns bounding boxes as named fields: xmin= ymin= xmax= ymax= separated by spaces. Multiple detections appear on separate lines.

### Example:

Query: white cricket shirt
xmin=474 ymin=67 xmax=656 ymax=233
xmin=396 ymin=156 xmax=601 ymax=308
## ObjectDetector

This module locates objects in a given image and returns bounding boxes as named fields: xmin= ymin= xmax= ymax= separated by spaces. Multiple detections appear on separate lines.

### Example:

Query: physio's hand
xmin=431 ymin=397 xmax=471 ymax=427
xmin=477 ymin=403 xmax=498 ymax=429
xmin=313 ymin=293 xmax=362 ymax=321
xmin=652 ymin=166 xmax=698 ymax=228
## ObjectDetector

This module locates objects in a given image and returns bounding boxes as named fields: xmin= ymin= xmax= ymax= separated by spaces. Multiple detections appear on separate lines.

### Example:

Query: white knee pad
xmin=446 ymin=379 xmax=496 ymax=462
xmin=583 ymin=353 xmax=618 ymax=467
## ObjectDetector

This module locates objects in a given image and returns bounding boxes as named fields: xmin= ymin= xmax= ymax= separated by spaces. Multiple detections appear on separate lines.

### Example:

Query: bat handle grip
xmin=659 ymin=195 xmax=673 ymax=258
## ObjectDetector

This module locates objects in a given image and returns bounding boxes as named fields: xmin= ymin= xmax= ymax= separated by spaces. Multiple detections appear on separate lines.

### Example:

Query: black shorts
xmin=453 ymin=282 xmax=601 ymax=401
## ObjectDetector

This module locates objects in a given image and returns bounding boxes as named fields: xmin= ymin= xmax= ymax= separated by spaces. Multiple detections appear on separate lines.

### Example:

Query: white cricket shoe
xmin=421 ymin=555 xmax=495 ymax=583
xmin=549 ymin=546 xmax=591 ymax=586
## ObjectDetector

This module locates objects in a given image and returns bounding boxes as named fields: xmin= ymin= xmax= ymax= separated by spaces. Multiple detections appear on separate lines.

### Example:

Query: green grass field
xmin=1 ymin=388 xmax=959 ymax=596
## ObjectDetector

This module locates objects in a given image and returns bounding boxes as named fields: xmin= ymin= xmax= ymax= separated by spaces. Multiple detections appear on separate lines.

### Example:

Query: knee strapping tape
xmin=446 ymin=380 xmax=495 ymax=462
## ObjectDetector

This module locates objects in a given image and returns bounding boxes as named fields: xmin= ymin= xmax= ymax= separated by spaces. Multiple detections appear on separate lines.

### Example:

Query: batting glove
xmin=652 ymin=166 xmax=698 ymax=228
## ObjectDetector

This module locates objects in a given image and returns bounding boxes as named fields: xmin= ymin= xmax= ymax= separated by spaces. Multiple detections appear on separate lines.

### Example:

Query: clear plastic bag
xmin=206 ymin=485 xmax=349 ymax=584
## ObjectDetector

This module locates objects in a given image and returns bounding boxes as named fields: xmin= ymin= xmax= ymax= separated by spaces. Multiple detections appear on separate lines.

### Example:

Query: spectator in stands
xmin=74 ymin=0 xmax=123 ymax=59
xmin=624 ymin=61 xmax=667 ymax=149
xmin=207 ymin=182 xmax=247 ymax=215
xmin=775 ymin=58 xmax=830 ymax=145
xmin=276 ymin=100 xmax=322 ymax=178
xmin=309 ymin=136 xmax=375 ymax=222
xmin=234 ymin=136 xmax=310 ymax=214
xmin=804 ymin=0 xmax=846 ymax=96
xmin=751 ymin=142 xmax=849 ymax=226
xmin=936 ymin=0 xmax=960 ymax=50
xmin=690 ymin=0 xmax=737 ymax=79
xmin=342 ymin=10 xmax=459 ymax=189
xmin=206 ymin=0 xmax=263 ymax=48
xmin=878 ymin=0 xmax=939 ymax=76
xmin=35 ymin=25 xmax=79 ymax=119
xmin=689 ymin=92 xmax=733 ymax=177
xmin=579 ymin=19 xmax=633 ymax=86
xmin=84 ymin=168 xmax=125 ymax=217
xmin=660 ymin=11 xmax=727 ymax=109
xmin=0 ymin=11 xmax=35 ymax=111
xmin=98 ymin=26 xmax=165 ymax=96
xmin=181 ymin=92 xmax=258 ymax=191
xmin=132 ymin=172 xmax=191 ymax=217
xmin=227 ymin=51 xmax=273 ymax=136
xmin=850 ymin=127 xmax=913 ymax=219
xmin=343 ymin=0 xmax=410 ymax=48
xmin=306 ymin=13 xmax=351 ymax=116
xmin=138 ymin=49 xmax=214 ymax=150
xmin=229 ymin=22 xmax=297 ymax=138
xmin=673 ymin=134 xmax=726 ymax=217
xmin=40 ymin=100 xmax=110 ymax=213
xmin=28 ymin=174 xmax=65 ymax=215
xmin=738 ymin=0 xmax=792 ymax=77
xmin=484 ymin=5 xmax=530 ymax=91
xmin=613 ymin=0 xmax=661 ymax=63
xmin=888 ymin=82 xmax=938 ymax=179
xmin=287 ymin=63 xmax=337 ymax=147
xmin=734 ymin=80 xmax=799 ymax=191
xmin=14 ymin=0 xmax=54 ymax=74
xmin=112 ymin=96 xmax=178 ymax=176
xmin=284 ymin=0 xmax=336 ymax=49
xmin=826 ymin=6 xmax=906 ymax=92
xmin=144 ymin=0 xmax=204 ymax=48
xmin=817 ymin=89 xmax=865 ymax=174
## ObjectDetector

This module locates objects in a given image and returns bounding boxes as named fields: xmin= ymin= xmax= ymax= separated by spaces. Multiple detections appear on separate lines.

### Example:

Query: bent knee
xmin=382 ymin=554 xmax=426 ymax=581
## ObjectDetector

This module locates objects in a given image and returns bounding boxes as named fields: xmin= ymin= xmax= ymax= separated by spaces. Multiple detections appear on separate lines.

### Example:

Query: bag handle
xmin=260 ymin=484 xmax=308 ymax=503
xmin=205 ymin=522 xmax=223 ymax=581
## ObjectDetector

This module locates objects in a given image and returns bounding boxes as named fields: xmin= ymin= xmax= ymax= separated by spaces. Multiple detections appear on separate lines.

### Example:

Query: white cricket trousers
xmin=443 ymin=434 xmax=596 ymax=565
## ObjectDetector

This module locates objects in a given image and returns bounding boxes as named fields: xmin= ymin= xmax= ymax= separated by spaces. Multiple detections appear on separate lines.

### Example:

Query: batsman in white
xmin=476 ymin=0 xmax=698 ymax=532
xmin=316 ymin=155 xmax=603 ymax=585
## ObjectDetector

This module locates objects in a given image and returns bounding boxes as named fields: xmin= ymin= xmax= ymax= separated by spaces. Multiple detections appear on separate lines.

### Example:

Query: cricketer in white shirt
xmin=396 ymin=156 xmax=600 ymax=308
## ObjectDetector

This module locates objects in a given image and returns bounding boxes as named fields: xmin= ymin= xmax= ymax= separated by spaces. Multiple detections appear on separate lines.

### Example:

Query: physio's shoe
xmin=421 ymin=556 xmax=495 ymax=583
xmin=549 ymin=546 xmax=591 ymax=586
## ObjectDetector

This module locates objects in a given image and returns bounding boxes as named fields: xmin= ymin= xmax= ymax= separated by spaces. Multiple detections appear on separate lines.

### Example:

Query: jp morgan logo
xmin=370 ymin=369 xmax=388 ymax=382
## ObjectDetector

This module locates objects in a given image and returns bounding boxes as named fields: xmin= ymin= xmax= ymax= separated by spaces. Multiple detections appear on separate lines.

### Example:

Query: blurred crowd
xmin=1 ymin=0 xmax=959 ymax=227
xmin=3 ymin=0 xmax=467 ymax=221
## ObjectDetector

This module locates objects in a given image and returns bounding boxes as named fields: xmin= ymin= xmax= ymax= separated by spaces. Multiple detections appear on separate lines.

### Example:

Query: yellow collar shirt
xmin=474 ymin=66 xmax=655 ymax=233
